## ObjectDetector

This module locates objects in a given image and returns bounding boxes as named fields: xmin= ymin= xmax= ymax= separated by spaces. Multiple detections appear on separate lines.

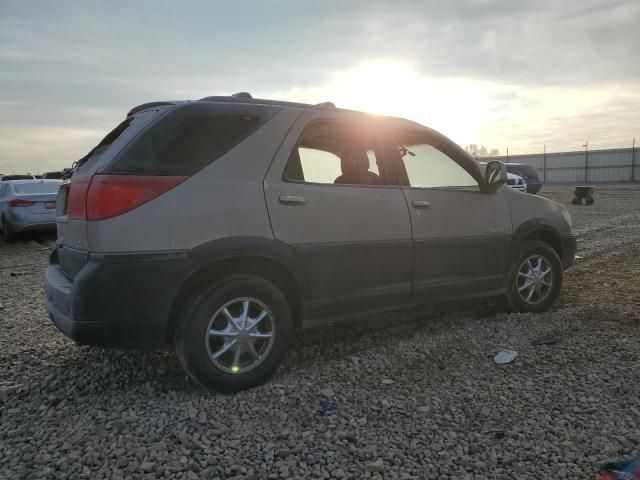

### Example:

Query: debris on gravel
xmin=1 ymin=186 xmax=640 ymax=479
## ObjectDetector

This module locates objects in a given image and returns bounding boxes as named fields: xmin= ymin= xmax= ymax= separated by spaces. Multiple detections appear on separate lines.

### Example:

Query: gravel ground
xmin=1 ymin=184 xmax=639 ymax=480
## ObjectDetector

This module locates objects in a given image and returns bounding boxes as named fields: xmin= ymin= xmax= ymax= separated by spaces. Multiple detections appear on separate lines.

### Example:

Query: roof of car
xmin=199 ymin=95 xmax=340 ymax=112
xmin=133 ymin=93 xmax=440 ymax=141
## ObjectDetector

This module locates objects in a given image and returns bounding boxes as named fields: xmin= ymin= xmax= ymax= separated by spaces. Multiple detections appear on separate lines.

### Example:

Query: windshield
xmin=507 ymin=164 xmax=538 ymax=178
xmin=12 ymin=182 xmax=61 ymax=194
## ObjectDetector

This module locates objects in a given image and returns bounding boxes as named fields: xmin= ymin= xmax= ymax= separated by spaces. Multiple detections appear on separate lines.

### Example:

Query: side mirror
xmin=484 ymin=160 xmax=507 ymax=193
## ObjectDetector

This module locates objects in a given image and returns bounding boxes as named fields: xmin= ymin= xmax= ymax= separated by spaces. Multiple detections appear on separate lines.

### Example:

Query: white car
xmin=507 ymin=172 xmax=527 ymax=192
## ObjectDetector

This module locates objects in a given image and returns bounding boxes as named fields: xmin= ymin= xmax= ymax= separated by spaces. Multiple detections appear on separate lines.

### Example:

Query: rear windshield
xmin=2 ymin=175 xmax=34 ymax=181
xmin=42 ymin=171 xmax=64 ymax=179
xmin=13 ymin=182 xmax=61 ymax=194
xmin=75 ymin=110 xmax=158 ymax=174
xmin=106 ymin=103 xmax=280 ymax=176
xmin=507 ymin=164 xmax=538 ymax=177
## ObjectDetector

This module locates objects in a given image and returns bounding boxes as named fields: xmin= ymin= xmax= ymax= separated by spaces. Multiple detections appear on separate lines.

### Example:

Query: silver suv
xmin=45 ymin=93 xmax=576 ymax=391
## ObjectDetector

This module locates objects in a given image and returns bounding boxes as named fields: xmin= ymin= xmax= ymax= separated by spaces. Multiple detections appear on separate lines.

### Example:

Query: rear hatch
xmin=56 ymin=106 xmax=173 ymax=278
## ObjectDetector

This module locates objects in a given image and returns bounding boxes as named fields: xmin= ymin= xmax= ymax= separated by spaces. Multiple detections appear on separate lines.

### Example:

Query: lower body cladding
xmin=45 ymin=248 xmax=194 ymax=348
xmin=561 ymin=235 xmax=577 ymax=269
xmin=45 ymin=235 xmax=577 ymax=349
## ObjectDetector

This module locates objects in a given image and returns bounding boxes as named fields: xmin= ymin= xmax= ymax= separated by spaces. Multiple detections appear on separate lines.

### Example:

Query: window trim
xmin=281 ymin=118 xmax=397 ymax=188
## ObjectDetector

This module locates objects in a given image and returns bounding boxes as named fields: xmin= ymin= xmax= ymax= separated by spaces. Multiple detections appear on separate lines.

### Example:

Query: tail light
xmin=66 ymin=174 xmax=92 ymax=219
xmin=8 ymin=199 xmax=36 ymax=207
xmin=66 ymin=175 xmax=185 ymax=221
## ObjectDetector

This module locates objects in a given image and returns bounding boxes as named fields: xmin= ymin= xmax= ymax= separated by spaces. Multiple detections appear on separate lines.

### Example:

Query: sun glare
xmin=325 ymin=61 xmax=496 ymax=145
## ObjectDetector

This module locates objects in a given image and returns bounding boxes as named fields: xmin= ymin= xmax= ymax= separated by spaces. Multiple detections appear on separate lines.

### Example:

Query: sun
xmin=271 ymin=59 xmax=496 ymax=146
xmin=327 ymin=60 xmax=492 ymax=145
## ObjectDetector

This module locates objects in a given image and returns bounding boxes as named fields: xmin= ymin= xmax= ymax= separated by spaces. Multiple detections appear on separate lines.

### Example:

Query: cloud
xmin=0 ymin=0 xmax=638 ymax=171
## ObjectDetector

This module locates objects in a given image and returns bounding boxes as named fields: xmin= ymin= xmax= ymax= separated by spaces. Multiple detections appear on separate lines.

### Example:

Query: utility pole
xmin=543 ymin=144 xmax=546 ymax=183
xmin=583 ymin=141 xmax=589 ymax=183
xmin=506 ymin=147 xmax=509 ymax=161
xmin=632 ymin=137 xmax=636 ymax=182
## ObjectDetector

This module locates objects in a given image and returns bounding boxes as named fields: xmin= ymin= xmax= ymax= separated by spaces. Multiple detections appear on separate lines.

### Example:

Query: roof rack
xmin=199 ymin=93 xmax=338 ymax=111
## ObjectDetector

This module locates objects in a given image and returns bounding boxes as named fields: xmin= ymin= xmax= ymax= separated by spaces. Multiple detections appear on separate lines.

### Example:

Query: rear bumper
xmin=561 ymin=235 xmax=577 ymax=270
xmin=4 ymin=209 xmax=56 ymax=233
xmin=45 ymin=248 xmax=194 ymax=348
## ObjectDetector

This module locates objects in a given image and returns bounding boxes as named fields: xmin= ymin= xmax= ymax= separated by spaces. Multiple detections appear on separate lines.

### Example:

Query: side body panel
xmin=264 ymin=109 xmax=413 ymax=318
xmin=403 ymin=187 xmax=513 ymax=298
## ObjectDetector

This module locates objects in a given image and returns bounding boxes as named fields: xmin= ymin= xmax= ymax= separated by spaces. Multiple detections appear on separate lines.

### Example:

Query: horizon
xmin=1 ymin=0 xmax=639 ymax=173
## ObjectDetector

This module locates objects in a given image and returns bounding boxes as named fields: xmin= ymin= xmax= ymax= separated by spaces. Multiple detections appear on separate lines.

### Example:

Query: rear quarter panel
xmin=86 ymin=107 xmax=303 ymax=252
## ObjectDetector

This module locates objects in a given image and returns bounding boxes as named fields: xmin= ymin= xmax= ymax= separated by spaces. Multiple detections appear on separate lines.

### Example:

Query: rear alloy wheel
xmin=502 ymin=240 xmax=562 ymax=313
xmin=205 ymin=297 xmax=276 ymax=374
xmin=175 ymin=275 xmax=293 ymax=392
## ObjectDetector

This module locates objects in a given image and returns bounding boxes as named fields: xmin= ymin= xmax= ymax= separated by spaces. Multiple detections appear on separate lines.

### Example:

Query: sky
xmin=1 ymin=0 xmax=639 ymax=173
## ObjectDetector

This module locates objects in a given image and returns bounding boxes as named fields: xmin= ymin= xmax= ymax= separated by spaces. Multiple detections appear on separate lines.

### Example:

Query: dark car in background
xmin=42 ymin=171 xmax=65 ymax=180
xmin=0 ymin=174 xmax=37 ymax=182
xmin=506 ymin=163 xmax=542 ymax=194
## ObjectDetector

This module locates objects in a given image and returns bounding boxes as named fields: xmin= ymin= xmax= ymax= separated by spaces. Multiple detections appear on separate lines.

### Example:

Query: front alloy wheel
xmin=516 ymin=255 xmax=553 ymax=305
xmin=501 ymin=240 xmax=563 ymax=313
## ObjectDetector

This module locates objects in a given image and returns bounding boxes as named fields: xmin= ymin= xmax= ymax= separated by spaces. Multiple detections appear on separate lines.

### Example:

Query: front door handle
xmin=412 ymin=200 xmax=431 ymax=209
xmin=279 ymin=195 xmax=307 ymax=205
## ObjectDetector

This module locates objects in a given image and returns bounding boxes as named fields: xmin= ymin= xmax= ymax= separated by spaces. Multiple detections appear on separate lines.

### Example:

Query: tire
xmin=174 ymin=274 xmax=294 ymax=392
xmin=0 ymin=216 xmax=15 ymax=243
xmin=501 ymin=240 xmax=563 ymax=313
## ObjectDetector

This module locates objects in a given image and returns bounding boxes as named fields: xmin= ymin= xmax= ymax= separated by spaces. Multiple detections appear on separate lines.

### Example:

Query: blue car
xmin=506 ymin=163 xmax=543 ymax=194
xmin=0 ymin=180 xmax=61 ymax=241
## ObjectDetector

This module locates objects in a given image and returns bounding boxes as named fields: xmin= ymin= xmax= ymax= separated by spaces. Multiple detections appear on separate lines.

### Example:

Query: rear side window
xmin=107 ymin=103 xmax=279 ymax=176
xmin=76 ymin=117 xmax=135 ymax=174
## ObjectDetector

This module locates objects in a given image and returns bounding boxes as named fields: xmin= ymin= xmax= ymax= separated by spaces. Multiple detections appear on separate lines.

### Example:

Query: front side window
xmin=394 ymin=130 xmax=478 ymax=190
xmin=284 ymin=121 xmax=384 ymax=186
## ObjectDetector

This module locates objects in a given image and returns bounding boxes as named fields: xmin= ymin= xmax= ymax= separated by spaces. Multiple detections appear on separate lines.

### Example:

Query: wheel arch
xmin=508 ymin=220 xmax=563 ymax=269
xmin=166 ymin=236 xmax=308 ymax=342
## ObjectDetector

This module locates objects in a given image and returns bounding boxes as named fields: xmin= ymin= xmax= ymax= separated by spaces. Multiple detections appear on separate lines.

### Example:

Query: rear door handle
xmin=279 ymin=195 xmax=307 ymax=205
xmin=412 ymin=200 xmax=431 ymax=208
